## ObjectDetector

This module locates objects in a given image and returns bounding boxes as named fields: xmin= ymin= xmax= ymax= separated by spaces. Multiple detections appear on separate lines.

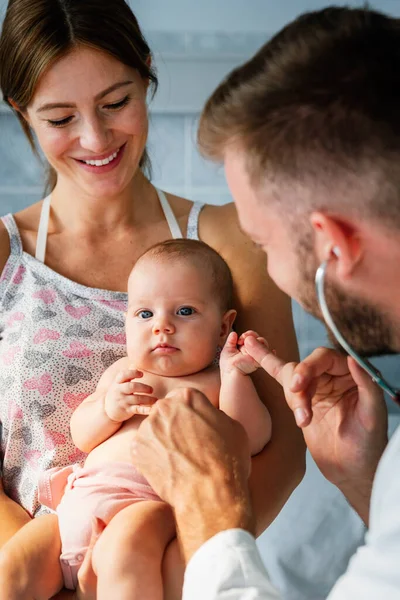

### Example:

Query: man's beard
xmin=295 ymin=236 xmax=396 ymax=357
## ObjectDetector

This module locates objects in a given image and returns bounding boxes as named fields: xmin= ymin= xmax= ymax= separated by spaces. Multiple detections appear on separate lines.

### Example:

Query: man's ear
xmin=219 ymin=309 xmax=237 ymax=345
xmin=310 ymin=212 xmax=363 ymax=280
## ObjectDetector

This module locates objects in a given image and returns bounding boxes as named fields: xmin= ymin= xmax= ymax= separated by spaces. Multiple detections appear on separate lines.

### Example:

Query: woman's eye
xmin=177 ymin=307 xmax=195 ymax=316
xmin=47 ymin=116 xmax=74 ymax=128
xmin=105 ymin=95 xmax=130 ymax=111
xmin=137 ymin=310 xmax=153 ymax=319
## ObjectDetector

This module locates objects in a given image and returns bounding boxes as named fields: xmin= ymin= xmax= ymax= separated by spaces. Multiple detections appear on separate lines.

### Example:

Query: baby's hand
xmin=220 ymin=331 xmax=269 ymax=375
xmin=104 ymin=368 xmax=158 ymax=422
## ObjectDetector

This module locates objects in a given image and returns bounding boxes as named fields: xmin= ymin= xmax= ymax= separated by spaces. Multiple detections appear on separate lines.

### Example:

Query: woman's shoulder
xmin=0 ymin=200 xmax=43 ymax=275
xmin=198 ymin=202 xmax=251 ymax=254
xmin=0 ymin=219 xmax=11 ymax=275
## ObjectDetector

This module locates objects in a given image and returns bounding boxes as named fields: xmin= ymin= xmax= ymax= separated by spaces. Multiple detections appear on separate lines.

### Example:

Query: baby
xmin=0 ymin=239 xmax=271 ymax=600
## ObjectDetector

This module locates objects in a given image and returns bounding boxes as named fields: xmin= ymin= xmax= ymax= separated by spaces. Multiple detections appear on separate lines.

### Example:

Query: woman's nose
xmin=79 ymin=117 xmax=111 ymax=153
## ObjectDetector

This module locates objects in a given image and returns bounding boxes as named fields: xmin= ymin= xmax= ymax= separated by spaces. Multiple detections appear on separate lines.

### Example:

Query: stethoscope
xmin=315 ymin=250 xmax=400 ymax=406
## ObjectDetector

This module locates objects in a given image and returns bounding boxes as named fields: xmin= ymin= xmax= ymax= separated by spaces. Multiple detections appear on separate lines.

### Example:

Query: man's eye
xmin=177 ymin=307 xmax=195 ymax=316
xmin=138 ymin=310 xmax=153 ymax=319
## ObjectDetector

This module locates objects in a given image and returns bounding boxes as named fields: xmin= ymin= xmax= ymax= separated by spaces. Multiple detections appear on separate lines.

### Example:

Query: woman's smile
xmin=73 ymin=143 xmax=126 ymax=174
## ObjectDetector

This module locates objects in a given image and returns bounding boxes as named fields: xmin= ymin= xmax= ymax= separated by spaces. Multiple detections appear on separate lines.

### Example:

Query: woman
xmin=0 ymin=0 xmax=304 ymax=596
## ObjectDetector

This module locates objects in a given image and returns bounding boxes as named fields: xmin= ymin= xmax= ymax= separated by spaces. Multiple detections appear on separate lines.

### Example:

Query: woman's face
xmin=25 ymin=45 xmax=149 ymax=199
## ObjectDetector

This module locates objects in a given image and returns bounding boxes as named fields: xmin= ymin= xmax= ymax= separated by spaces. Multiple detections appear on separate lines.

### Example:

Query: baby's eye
xmin=177 ymin=307 xmax=195 ymax=316
xmin=137 ymin=310 xmax=153 ymax=319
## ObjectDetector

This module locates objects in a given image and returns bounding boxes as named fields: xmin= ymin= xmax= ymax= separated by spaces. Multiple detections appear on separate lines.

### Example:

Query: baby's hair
xmin=133 ymin=239 xmax=234 ymax=311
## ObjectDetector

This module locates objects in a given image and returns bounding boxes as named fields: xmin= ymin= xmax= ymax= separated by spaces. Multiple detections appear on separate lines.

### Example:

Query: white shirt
xmin=183 ymin=426 xmax=400 ymax=599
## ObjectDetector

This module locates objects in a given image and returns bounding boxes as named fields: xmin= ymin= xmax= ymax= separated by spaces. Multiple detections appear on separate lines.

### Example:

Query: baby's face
xmin=126 ymin=258 xmax=227 ymax=376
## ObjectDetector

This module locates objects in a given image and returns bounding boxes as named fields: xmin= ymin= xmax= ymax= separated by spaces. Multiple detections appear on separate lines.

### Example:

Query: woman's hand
xmin=244 ymin=338 xmax=388 ymax=524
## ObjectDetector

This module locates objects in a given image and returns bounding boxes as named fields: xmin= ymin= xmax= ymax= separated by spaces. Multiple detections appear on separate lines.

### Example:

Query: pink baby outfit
xmin=38 ymin=461 xmax=161 ymax=589
xmin=0 ymin=190 xmax=204 ymax=517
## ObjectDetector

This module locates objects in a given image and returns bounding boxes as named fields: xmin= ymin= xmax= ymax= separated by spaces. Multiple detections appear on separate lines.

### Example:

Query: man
xmin=131 ymin=6 xmax=400 ymax=599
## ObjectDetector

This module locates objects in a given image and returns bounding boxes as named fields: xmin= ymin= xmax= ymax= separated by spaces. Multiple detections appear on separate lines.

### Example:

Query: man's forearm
xmin=175 ymin=474 xmax=255 ymax=563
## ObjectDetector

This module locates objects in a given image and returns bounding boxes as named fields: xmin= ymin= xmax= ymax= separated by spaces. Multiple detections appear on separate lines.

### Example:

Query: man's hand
xmin=244 ymin=338 xmax=388 ymax=525
xmin=131 ymin=388 xmax=254 ymax=561
xmin=104 ymin=368 xmax=157 ymax=422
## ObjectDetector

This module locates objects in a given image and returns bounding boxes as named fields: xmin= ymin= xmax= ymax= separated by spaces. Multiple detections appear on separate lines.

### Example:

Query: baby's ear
xmin=219 ymin=309 xmax=237 ymax=343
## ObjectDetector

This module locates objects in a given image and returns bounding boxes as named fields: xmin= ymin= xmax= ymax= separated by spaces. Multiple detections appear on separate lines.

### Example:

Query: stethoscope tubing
xmin=315 ymin=260 xmax=400 ymax=404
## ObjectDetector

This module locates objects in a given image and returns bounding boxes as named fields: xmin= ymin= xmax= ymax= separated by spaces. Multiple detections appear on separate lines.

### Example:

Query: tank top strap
xmin=0 ymin=214 xmax=25 ymax=301
xmin=1 ymin=214 xmax=23 ymax=256
xmin=36 ymin=195 xmax=51 ymax=263
xmin=186 ymin=202 xmax=205 ymax=241
xmin=156 ymin=188 xmax=183 ymax=239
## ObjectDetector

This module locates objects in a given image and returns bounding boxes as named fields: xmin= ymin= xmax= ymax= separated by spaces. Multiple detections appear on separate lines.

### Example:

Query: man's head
xmin=198 ymin=6 xmax=400 ymax=355
xmin=126 ymin=239 xmax=236 ymax=376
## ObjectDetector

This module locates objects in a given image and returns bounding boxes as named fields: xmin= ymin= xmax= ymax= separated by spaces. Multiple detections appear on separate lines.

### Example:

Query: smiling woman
xmin=0 ymin=0 xmax=304 ymax=598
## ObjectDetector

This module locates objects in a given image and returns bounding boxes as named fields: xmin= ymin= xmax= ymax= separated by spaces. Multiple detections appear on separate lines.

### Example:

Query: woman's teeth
xmin=83 ymin=148 xmax=120 ymax=166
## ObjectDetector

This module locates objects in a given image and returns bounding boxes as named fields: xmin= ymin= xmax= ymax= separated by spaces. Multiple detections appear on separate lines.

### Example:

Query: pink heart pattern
xmin=8 ymin=401 xmax=23 ymax=420
xmin=65 ymin=305 xmax=91 ymax=319
xmin=33 ymin=329 xmax=60 ymax=344
xmin=33 ymin=290 xmax=56 ymax=305
xmin=44 ymin=430 xmax=66 ymax=450
xmin=62 ymin=341 xmax=93 ymax=359
xmin=68 ymin=448 xmax=87 ymax=464
xmin=2 ymin=346 xmax=21 ymax=366
xmin=104 ymin=333 xmax=126 ymax=345
xmin=100 ymin=299 xmax=127 ymax=312
xmin=0 ymin=212 xmax=134 ymax=518
xmin=63 ymin=392 xmax=88 ymax=410
xmin=24 ymin=451 xmax=42 ymax=468
xmin=23 ymin=374 xmax=52 ymax=396
xmin=7 ymin=312 xmax=24 ymax=327
xmin=13 ymin=265 xmax=26 ymax=285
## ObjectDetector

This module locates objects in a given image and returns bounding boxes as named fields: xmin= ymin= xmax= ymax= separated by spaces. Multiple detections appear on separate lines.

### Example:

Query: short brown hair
xmin=132 ymin=239 xmax=234 ymax=312
xmin=198 ymin=6 xmax=400 ymax=227
xmin=0 ymin=0 xmax=157 ymax=193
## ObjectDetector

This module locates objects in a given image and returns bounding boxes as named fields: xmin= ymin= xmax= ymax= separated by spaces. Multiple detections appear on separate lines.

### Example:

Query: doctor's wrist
xmin=174 ymin=476 xmax=255 ymax=562
xmin=337 ymin=478 xmax=374 ymax=527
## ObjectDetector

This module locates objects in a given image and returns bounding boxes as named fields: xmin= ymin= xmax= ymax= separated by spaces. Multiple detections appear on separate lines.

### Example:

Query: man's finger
xmin=290 ymin=347 xmax=349 ymax=392
xmin=244 ymin=336 xmax=288 ymax=385
xmin=245 ymin=336 xmax=314 ymax=427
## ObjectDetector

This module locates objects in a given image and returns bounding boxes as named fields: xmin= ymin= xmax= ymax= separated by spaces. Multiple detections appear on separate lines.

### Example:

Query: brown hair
xmin=0 ymin=0 xmax=158 ymax=193
xmin=132 ymin=239 xmax=234 ymax=312
xmin=198 ymin=6 xmax=400 ymax=227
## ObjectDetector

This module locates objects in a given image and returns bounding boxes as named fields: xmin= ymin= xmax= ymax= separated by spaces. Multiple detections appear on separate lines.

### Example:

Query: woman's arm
xmin=0 ymin=481 xmax=31 ymax=548
xmin=201 ymin=203 xmax=306 ymax=534
xmin=0 ymin=225 xmax=32 ymax=546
